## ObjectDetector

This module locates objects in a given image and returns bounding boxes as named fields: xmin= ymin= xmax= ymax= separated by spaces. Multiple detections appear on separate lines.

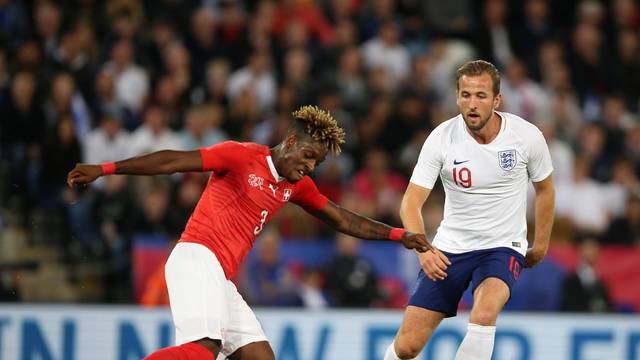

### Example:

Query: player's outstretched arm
xmin=67 ymin=150 xmax=203 ymax=187
xmin=311 ymin=200 xmax=434 ymax=253
xmin=525 ymin=174 xmax=555 ymax=268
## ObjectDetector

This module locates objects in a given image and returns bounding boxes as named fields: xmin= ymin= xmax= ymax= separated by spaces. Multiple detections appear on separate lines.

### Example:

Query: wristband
xmin=101 ymin=162 xmax=116 ymax=175
xmin=389 ymin=227 xmax=406 ymax=241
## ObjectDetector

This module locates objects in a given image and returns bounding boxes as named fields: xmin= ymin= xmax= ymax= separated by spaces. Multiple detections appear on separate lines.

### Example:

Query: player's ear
xmin=284 ymin=133 xmax=297 ymax=150
xmin=494 ymin=92 xmax=502 ymax=108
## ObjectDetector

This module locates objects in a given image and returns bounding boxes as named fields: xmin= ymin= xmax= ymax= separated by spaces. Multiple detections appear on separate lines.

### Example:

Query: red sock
xmin=144 ymin=342 xmax=215 ymax=360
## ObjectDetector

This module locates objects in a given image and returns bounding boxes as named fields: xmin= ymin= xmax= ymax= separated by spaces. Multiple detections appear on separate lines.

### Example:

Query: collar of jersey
xmin=462 ymin=111 xmax=506 ymax=145
xmin=266 ymin=155 xmax=286 ymax=182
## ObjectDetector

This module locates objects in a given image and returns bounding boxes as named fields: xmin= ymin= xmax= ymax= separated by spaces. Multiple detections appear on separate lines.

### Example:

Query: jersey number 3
xmin=453 ymin=167 xmax=472 ymax=188
xmin=254 ymin=210 xmax=269 ymax=235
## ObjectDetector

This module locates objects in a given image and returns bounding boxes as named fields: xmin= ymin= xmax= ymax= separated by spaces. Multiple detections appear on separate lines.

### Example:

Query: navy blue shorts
xmin=408 ymin=247 xmax=524 ymax=317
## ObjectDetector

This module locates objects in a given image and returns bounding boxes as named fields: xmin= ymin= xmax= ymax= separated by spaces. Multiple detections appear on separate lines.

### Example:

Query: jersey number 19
xmin=453 ymin=167 xmax=472 ymax=188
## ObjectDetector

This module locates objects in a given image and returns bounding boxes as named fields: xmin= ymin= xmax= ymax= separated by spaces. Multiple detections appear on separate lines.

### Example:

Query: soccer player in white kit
xmin=383 ymin=60 xmax=556 ymax=360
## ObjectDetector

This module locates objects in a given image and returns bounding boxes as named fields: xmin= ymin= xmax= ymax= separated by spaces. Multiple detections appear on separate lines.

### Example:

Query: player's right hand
xmin=418 ymin=248 xmax=451 ymax=281
xmin=67 ymin=164 xmax=102 ymax=187
xmin=400 ymin=232 xmax=435 ymax=253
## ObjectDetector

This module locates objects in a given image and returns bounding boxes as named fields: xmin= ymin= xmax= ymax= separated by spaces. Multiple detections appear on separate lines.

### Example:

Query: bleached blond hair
xmin=290 ymin=105 xmax=345 ymax=155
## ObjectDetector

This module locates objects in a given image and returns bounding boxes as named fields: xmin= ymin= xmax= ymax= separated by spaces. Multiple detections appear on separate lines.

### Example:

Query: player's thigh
xmin=470 ymin=277 xmax=510 ymax=325
xmin=165 ymin=242 xmax=229 ymax=345
xmin=407 ymin=251 xmax=477 ymax=318
xmin=219 ymin=281 xmax=269 ymax=358
xmin=395 ymin=306 xmax=445 ymax=353
xmin=225 ymin=341 xmax=275 ymax=360
xmin=470 ymin=248 xmax=524 ymax=325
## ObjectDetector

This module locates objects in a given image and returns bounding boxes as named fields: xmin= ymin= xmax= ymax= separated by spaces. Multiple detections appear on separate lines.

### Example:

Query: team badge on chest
xmin=248 ymin=174 xmax=264 ymax=189
xmin=498 ymin=150 xmax=517 ymax=171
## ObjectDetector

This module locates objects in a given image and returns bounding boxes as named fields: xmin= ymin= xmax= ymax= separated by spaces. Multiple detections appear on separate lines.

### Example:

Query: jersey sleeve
xmin=290 ymin=176 xmax=329 ymax=212
xmin=409 ymin=129 xmax=444 ymax=189
xmin=199 ymin=141 xmax=246 ymax=173
xmin=527 ymin=130 xmax=554 ymax=182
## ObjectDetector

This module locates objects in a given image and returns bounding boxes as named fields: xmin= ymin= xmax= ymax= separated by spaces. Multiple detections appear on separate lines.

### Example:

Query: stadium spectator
xmin=298 ymin=267 xmax=329 ymax=309
xmin=128 ymin=105 xmax=182 ymax=157
xmin=361 ymin=20 xmax=410 ymax=90
xmin=244 ymin=228 xmax=301 ymax=307
xmin=349 ymin=148 xmax=407 ymax=225
xmin=84 ymin=115 xmax=130 ymax=169
xmin=103 ymin=38 xmax=149 ymax=114
xmin=227 ymin=50 xmax=277 ymax=111
xmin=556 ymin=156 xmax=610 ymax=238
xmin=501 ymin=58 xmax=548 ymax=122
xmin=561 ymin=238 xmax=612 ymax=312
xmin=325 ymin=233 xmax=379 ymax=307
xmin=474 ymin=0 xmax=515 ymax=69
xmin=605 ymin=195 xmax=640 ymax=245
xmin=179 ymin=104 xmax=227 ymax=150
xmin=1 ymin=71 xmax=45 ymax=167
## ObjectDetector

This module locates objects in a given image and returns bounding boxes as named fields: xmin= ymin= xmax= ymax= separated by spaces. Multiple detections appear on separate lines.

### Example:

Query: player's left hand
xmin=524 ymin=246 xmax=547 ymax=268
xmin=67 ymin=163 xmax=102 ymax=187
xmin=401 ymin=232 xmax=435 ymax=253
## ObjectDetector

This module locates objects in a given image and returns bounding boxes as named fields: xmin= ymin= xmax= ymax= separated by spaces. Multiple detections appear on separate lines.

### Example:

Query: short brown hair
xmin=456 ymin=60 xmax=501 ymax=96
xmin=290 ymin=105 xmax=345 ymax=155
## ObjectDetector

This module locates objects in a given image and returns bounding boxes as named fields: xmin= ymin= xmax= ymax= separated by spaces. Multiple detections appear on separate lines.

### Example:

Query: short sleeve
xmin=290 ymin=176 xmax=329 ymax=212
xmin=199 ymin=141 xmax=245 ymax=172
xmin=409 ymin=130 xmax=444 ymax=189
xmin=527 ymin=130 xmax=554 ymax=182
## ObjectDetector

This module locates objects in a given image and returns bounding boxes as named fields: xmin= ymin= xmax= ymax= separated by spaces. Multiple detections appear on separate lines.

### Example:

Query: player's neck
xmin=468 ymin=112 xmax=501 ymax=144
xmin=269 ymin=145 xmax=285 ymax=174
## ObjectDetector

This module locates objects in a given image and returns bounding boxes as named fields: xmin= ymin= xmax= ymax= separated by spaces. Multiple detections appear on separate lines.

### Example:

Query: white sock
xmin=384 ymin=342 xmax=401 ymax=360
xmin=383 ymin=341 xmax=417 ymax=360
xmin=454 ymin=323 xmax=496 ymax=360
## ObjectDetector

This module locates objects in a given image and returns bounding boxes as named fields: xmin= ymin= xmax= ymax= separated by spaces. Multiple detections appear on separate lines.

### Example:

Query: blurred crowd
xmin=0 ymin=0 xmax=639 ymax=310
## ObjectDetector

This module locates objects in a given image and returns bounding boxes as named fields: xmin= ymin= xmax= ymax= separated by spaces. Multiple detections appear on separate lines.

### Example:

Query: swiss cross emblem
xmin=248 ymin=174 xmax=264 ymax=189
xmin=282 ymin=189 xmax=291 ymax=201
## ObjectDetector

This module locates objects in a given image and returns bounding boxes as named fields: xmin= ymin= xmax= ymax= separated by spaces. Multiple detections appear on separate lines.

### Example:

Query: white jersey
xmin=410 ymin=111 xmax=553 ymax=256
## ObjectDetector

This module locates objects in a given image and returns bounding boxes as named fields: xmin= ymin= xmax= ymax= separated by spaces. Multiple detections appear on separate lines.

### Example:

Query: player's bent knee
xmin=470 ymin=309 xmax=498 ymax=326
xmin=394 ymin=340 xmax=422 ymax=359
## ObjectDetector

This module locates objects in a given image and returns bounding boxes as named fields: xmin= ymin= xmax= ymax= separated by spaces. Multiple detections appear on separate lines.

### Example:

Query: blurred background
xmin=0 ymin=0 xmax=639 ymax=359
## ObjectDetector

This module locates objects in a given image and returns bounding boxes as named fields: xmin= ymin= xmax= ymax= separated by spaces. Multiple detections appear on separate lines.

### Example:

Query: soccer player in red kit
xmin=67 ymin=106 xmax=433 ymax=360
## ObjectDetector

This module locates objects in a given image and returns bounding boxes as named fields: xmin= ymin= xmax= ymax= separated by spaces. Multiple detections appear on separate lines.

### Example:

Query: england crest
xmin=498 ymin=150 xmax=517 ymax=171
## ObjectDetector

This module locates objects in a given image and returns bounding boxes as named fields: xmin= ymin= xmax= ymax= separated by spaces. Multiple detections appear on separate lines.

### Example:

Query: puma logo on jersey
xmin=453 ymin=159 xmax=470 ymax=165
xmin=268 ymin=184 xmax=278 ymax=197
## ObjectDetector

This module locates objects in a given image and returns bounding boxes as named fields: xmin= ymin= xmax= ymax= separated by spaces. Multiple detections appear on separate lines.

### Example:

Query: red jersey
xmin=179 ymin=141 xmax=328 ymax=278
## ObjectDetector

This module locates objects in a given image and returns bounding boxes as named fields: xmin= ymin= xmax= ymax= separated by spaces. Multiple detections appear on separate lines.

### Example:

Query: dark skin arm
xmin=68 ymin=150 xmax=432 ymax=253
xmin=67 ymin=150 xmax=202 ymax=187
xmin=311 ymin=200 xmax=434 ymax=253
